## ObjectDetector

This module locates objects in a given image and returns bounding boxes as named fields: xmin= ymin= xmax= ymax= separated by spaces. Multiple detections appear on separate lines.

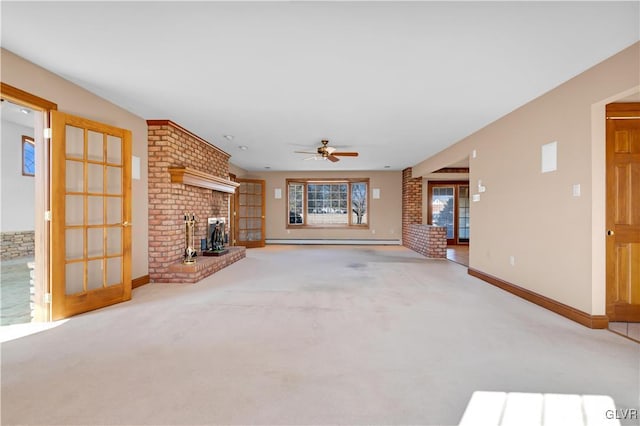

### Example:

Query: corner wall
xmin=412 ymin=42 xmax=640 ymax=315
xmin=401 ymin=167 xmax=422 ymax=247
xmin=1 ymin=48 xmax=149 ymax=279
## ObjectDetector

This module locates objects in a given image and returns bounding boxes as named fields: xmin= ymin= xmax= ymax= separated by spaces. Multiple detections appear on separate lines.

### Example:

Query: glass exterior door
xmin=431 ymin=186 xmax=455 ymax=242
xmin=51 ymin=111 xmax=131 ymax=320
xmin=429 ymin=182 xmax=470 ymax=245
xmin=458 ymin=185 xmax=470 ymax=243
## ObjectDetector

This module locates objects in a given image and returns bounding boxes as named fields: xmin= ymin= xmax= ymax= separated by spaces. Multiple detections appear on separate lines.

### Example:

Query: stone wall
xmin=147 ymin=120 xmax=232 ymax=282
xmin=1 ymin=231 xmax=35 ymax=260
xmin=402 ymin=167 xmax=423 ymax=248
xmin=404 ymin=224 xmax=447 ymax=258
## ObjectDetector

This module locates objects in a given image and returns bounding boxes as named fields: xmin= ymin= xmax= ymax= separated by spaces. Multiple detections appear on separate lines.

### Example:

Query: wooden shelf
xmin=168 ymin=167 xmax=239 ymax=193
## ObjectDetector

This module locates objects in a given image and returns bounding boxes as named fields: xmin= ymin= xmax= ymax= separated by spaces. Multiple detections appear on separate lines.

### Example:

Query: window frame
xmin=22 ymin=135 xmax=35 ymax=176
xmin=286 ymin=178 xmax=370 ymax=229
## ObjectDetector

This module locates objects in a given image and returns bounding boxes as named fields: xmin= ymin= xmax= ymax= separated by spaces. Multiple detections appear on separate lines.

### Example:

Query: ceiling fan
xmin=295 ymin=140 xmax=359 ymax=163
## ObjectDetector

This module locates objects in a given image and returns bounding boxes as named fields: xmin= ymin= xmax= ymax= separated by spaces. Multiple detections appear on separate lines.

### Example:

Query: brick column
xmin=402 ymin=167 xmax=422 ymax=248
xmin=147 ymin=120 xmax=231 ymax=283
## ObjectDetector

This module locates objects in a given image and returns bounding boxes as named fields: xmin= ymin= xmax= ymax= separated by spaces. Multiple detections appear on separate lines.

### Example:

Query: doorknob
xmin=122 ymin=221 xmax=131 ymax=227
xmin=607 ymin=229 xmax=614 ymax=236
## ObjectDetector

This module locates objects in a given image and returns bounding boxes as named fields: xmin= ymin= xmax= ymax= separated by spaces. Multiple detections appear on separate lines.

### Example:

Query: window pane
xmin=351 ymin=182 xmax=367 ymax=225
xmin=288 ymin=183 xmax=304 ymax=224
xmin=23 ymin=138 xmax=35 ymax=176
xmin=432 ymin=186 xmax=455 ymax=239
xmin=307 ymin=183 xmax=347 ymax=225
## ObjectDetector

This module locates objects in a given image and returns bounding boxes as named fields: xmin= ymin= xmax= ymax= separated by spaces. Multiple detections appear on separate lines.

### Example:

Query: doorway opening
xmin=1 ymin=83 xmax=57 ymax=324
xmin=427 ymin=181 xmax=470 ymax=245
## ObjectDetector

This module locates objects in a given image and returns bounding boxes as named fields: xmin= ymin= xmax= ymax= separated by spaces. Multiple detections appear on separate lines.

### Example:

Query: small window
xmin=22 ymin=136 xmax=35 ymax=176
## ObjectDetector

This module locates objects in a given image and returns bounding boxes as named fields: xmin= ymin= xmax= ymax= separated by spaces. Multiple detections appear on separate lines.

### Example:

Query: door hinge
xmin=45 ymin=210 xmax=52 ymax=221
xmin=44 ymin=293 xmax=52 ymax=304
xmin=43 ymin=128 xmax=52 ymax=139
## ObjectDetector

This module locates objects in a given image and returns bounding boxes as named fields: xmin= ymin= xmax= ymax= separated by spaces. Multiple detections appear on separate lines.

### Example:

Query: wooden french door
xmin=235 ymin=179 xmax=265 ymax=248
xmin=606 ymin=103 xmax=640 ymax=322
xmin=427 ymin=181 xmax=470 ymax=245
xmin=51 ymin=111 xmax=132 ymax=320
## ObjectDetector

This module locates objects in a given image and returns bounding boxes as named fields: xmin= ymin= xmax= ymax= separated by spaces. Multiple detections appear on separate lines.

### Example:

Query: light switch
xmin=572 ymin=184 xmax=581 ymax=197
xmin=472 ymin=194 xmax=481 ymax=202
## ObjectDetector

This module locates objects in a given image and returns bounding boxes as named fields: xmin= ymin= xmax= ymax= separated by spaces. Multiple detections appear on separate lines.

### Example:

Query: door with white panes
xmin=51 ymin=111 xmax=132 ymax=320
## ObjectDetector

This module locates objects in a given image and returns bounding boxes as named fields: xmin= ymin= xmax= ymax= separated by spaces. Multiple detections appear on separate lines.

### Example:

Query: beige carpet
xmin=1 ymin=245 xmax=638 ymax=425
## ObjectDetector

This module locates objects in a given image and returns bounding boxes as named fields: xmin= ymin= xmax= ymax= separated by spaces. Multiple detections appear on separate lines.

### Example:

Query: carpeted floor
xmin=1 ymin=245 xmax=638 ymax=425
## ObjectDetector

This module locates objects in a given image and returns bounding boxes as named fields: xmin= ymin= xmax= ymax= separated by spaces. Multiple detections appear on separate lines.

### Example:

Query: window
xmin=287 ymin=179 xmax=369 ymax=227
xmin=22 ymin=135 xmax=35 ymax=176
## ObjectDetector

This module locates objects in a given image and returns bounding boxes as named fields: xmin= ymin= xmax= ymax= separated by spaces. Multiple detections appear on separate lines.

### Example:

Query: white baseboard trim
xmin=265 ymin=239 xmax=402 ymax=245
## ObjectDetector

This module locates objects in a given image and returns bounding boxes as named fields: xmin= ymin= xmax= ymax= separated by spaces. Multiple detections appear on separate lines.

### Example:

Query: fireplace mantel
xmin=168 ymin=167 xmax=239 ymax=193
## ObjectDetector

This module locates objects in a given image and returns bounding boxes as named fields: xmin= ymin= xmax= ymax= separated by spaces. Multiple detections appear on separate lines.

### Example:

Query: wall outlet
xmin=372 ymin=229 xmax=376 ymax=234
xmin=509 ymin=255 xmax=515 ymax=266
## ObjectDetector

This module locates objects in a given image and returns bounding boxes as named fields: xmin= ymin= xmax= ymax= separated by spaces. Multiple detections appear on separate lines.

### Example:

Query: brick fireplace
xmin=147 ymin=120 xmax=244 ymax=283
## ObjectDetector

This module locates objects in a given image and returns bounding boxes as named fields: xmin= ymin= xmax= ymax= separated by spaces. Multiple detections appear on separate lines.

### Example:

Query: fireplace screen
xmin=208 ymin=217 xmax=227 ymax=250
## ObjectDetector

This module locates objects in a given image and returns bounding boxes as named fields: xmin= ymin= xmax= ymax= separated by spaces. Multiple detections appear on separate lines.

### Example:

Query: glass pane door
xmin=51 ymin=111 xmax=131 ymax=320
xmin=458 ymin=185 xmax=470 ymax=243
xmin=236 ymin=179 xmax=265 ymax=248
xmin=431 ymin=186 xmax=455 ymax=240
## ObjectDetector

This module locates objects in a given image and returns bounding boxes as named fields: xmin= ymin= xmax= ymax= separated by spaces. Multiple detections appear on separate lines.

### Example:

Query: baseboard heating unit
xmin=265 ymin=239 xmax=401 ymax=245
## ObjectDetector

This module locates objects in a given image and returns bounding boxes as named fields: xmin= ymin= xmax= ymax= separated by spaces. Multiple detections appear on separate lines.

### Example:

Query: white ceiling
xmin=1 ymin=100 xmax=35 ymax=129
xmin=2 ymin=2 xmax=638 ymax=172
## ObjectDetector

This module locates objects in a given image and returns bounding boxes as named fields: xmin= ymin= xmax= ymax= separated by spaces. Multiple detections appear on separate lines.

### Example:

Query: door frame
xmin=1 ymin=82 xmax=57 ymax=322
xmin=605 ymin=102 xmax=640 ymax=322
xmin=426 ymin=180 xmax=470 ymax=245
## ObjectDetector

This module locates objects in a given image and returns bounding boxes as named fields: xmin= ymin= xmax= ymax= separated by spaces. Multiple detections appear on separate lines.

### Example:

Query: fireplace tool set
xmin=183 ymin=213 xmax=197 ymax=264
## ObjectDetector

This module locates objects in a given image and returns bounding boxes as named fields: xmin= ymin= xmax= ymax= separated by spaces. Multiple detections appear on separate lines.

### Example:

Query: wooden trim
xmin=468 ymin=268 xmax=609 ymax=329
xmin=434 ymin=167 xmax=469 ymax=173
xmin=146 ymin=119 xmax=231 ymax=159
xmin=168 ymin=167 xmax=240 ymax=193
xmin=1 ymin=82 xmax=58 ymax=110
xmin=606 ymin=102 xmax=640 ymax=112
xmin=132 ymin=274 xmax=150 ymax=289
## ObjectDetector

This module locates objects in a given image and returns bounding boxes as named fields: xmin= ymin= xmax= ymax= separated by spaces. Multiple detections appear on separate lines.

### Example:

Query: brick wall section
xmin=147 ymin=120 xmax=233 ymax=283
xmin=402 ymin=167 xmax=423 ymax=248
xmin=1 ymin=231 xmax=35 ymax=260
xmin=405 ymin=224 xmax=447 ymax=258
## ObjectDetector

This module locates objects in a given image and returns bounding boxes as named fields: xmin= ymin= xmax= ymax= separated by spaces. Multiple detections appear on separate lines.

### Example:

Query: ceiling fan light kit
xmin=294 ymin=139 xmax=359 ymax=163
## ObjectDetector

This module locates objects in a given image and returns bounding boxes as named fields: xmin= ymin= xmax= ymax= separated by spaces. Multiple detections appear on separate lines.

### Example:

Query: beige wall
xmin=412 ymin=42 xmax=640 ymax=315
xmin=242 ymin=171 xmax=402 ymax=241
xmin=1 ymin=49 xmax=149 ymax=278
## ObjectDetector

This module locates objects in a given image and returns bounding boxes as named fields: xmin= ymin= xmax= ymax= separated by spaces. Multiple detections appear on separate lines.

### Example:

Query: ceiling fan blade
xmin=327 ymin=155 xmax=340 ymax=162
xmin=304 ymin=155 xmax=321 ymax=161
xmin=295 ymin=150 xmax=318 ymax=154
xmin=332 ymin=152 xmax=359 ymax=157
